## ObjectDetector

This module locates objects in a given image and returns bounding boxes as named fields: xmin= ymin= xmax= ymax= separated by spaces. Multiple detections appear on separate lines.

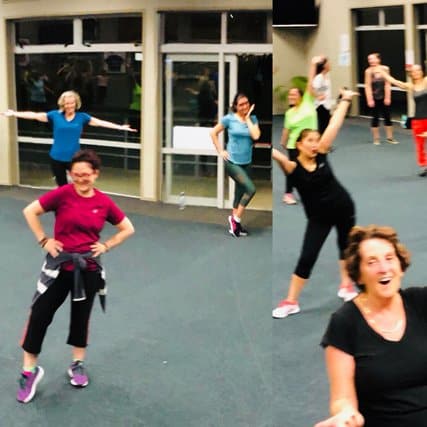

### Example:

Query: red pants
xmin=411 ymin=118 xmax=427 ymax=167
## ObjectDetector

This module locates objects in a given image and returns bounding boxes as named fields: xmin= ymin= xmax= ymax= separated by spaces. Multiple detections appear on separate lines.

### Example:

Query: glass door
xmin=163 ymin=54 xmax=237 ymax=208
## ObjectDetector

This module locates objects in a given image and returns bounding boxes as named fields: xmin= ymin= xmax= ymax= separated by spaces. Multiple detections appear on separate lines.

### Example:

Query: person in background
xmin=281 ymin=56 xmax=318 ymax=205
xmin=210 ymin=92 xmax=260 ymax=237
xmin=16 ymin=149 xmax=135 ymax=404
xmin=378 ymin=64 xmax=427 ymax=176
xmin=3 ymin=90 xmax=136 ymax=186
xmin=364 ymin=52 xmax=398 ymax=146
xmin=312 ymin=56 xmax=333 ymax=135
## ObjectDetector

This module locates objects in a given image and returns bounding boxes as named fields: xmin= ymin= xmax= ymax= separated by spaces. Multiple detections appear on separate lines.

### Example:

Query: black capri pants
xmin=21 ymin=270 xmax=103 ymax=355
xmin=371 ymin=99 xmax=392 ymax=127
xmin=294 ymin=208 xmax=356 ymax=279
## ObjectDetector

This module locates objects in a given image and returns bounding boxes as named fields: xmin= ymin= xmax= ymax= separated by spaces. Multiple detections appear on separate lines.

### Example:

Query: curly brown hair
xmin=71 ymin=149 xmax=101 ymax=170
xmin=345 ymin=225 xmax=411 ymax=291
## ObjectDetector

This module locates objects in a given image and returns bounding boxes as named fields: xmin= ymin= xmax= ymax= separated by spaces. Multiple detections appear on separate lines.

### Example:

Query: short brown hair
xmin=71 ymin=149 xmax=101 ymax=170
xmin=345 ymin=225 xmax=411 ymax=290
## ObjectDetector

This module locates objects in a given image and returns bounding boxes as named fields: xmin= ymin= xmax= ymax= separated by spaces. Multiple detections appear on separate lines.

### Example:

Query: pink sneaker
xmin=283 ymin=193 xmax=297 ymax=205
xmin=337 ymin=284 xmax=359 ymax=301
xmin=272 ymin=299 xmax=300 ymax=318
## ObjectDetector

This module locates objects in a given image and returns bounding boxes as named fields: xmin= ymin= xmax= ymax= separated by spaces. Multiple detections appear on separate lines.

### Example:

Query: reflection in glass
xmin=15 ymin=19 xmax=73 ymax=45
xmin=227 ymin=11 xmax=271 ymax=43
xmin=164 ymin=13 xmax=221 ymax=43
xmin=15 ymin=52 xmax=141 ymax=143
xmin=83 ymin=16 xmax=142 ymax=44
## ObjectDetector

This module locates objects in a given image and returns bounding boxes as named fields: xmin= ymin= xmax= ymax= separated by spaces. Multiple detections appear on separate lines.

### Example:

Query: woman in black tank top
xmin=379 ymin=64 xmax=427 ymax=176
xmin=271 ymin=89 xmax=359 ymax=319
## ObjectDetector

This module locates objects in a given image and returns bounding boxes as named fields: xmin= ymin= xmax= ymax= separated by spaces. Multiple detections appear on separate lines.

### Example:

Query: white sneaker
xmin=283 ymin=193 xmax=297 ymax=205
xmin=337 ymin=285 xmax=358 ymax=302
xmin=272 ymin=300 xmax=301 ymax=318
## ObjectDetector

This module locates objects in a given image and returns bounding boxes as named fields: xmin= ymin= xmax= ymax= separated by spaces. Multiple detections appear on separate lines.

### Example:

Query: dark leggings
xmin=316 ymin=105 xmax=331 ymax=135
xmin=50 ymin=158 xmax=71 ymax=187
xmin=294 ymin=212 xmax=355 ymax=279
xmin=21 ymin=270 xmax=102 ymax=355
xmin=225 ymin=161 xmax=256 ymax=208
xmin=285 ymin=148 xmax=298 ymax=194
xmin=371 ymin=99 xmax=392 ymax=127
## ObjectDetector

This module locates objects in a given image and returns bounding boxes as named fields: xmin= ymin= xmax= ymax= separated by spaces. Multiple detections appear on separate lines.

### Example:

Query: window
xmin=227 ymin=11 xmax=271 ymax=43
xmin=355 ymin=8 xmax=380 ymax=26
xmin=163 ymin=12 xmax=221 ymax=43
xmin=15 ymin=19 xmax=73 ymax=45
xmin=83 ymin=16 xmax=142 ymax=44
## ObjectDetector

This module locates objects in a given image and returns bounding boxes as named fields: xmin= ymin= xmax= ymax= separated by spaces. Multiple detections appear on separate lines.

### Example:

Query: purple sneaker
xmin=228 ymin=216 xmax=240 ymax=237
xmin=17 ymin=366 xmax=44 ymax=403
xmin=68 ymin=361 xmax=89 ymax=387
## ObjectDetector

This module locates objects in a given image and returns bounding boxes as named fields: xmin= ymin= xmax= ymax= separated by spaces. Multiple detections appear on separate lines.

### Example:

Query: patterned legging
xmin=225 ymin=161 xmax=256 ymax=208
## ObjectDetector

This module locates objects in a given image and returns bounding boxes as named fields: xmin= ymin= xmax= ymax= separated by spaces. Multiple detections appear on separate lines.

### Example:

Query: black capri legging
xmin=294 ymin=210 xmax=356 ymax=279
xmin=225 ymin=161 xmax=256 ymax=208
xmin=371 ymin=99 xmax=392 ymax=127
xmin=21 ymin=270 xmax=102 ymax=355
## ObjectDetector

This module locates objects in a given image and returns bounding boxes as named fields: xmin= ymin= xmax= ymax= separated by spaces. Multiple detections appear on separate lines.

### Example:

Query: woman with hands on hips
xmin=16 ymin=149 xmax=134 ymax=404
xmin=210 ymin=93 xmax=260 ymax=237
xmin=3 ymin=90 xmax=137 ymax=186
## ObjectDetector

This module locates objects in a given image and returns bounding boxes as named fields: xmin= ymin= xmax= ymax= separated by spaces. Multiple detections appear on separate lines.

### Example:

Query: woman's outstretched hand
xmin=2 ymin=109 xmax=15 ymax=117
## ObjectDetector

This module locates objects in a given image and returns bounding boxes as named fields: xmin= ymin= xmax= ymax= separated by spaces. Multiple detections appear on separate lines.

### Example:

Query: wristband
xmin=341 ymin=98 xmax=352 ymax=103
xmin=38 ymin=236 xmax=48 ymax=247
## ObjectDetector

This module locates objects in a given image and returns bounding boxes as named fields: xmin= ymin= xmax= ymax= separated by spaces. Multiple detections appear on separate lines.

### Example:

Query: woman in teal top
xmin=4 ymin=90 xmax=136 ymax=186
xmin=210 ymin=93 xmax=261 ymax=237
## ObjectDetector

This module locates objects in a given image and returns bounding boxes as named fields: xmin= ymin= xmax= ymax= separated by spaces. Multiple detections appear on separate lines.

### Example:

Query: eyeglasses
xmin=70 ymin=171 xmax=95 ymax=178
xmin=237 ymin=101 xmax=249 ymax=107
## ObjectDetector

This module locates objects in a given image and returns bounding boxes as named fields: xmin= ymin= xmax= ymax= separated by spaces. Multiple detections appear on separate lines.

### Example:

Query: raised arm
xmin=307 ymin=56 xmax=321 ymax=97
xmin=272 ymin=148 xmax=296 ymax=175
xmin=319 ymin=89 xmax=358 ymax=153
xmin=89 ymin=116 xmax=137 ymax=132
xmin=314 ymin=346 xmax=364 ymax=427
xmin=3 ymin=109 xmax=48 ymax=122
xmin=245 ymin=104 xmax=261 ymax=140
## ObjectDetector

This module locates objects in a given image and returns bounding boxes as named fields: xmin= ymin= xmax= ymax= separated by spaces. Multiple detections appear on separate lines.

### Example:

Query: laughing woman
xmin=17 ymin=149 xmax=134 ymax=403
xmin=210 ymin=93 xmax=261 ymax=237
xmin=315 ymin=225 xmax=427 ymax=427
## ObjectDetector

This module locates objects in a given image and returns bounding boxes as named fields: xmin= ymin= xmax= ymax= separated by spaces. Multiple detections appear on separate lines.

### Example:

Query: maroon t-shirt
xmin=39 ymin=184 xmax=125 ymax=269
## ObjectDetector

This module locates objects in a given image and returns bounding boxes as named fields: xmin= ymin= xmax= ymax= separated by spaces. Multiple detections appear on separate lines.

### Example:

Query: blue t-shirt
xmin=47 ymin=110 xmax=91 ymax=162
xmin=221 ymin=113 xmax=258 ymax=165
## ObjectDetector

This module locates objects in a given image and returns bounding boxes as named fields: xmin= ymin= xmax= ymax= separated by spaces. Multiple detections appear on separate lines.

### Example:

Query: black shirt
xmin=290 ymin=153 xmax=354 ymax=221
xmin=321 ymin=288 xmax=427 ymax=427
